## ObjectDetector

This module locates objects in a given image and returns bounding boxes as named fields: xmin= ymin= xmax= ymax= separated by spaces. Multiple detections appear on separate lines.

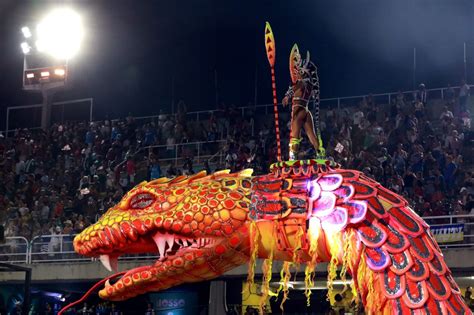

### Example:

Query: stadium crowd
xmin=0 ymin=83 xmax=472 ymax=245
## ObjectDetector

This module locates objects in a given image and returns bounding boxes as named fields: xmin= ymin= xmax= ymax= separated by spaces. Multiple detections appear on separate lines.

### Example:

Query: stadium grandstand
xmin=1 ymin=83 xmax=473 ymax=313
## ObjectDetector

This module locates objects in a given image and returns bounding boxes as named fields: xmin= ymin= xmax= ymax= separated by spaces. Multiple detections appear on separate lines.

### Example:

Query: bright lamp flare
xmin=21 ymin=26 xmax=32 ymax=38
xmin=54 ymin=68 xmax=66 ymax=76
xmin=36 ymin=8 xmax=83 ymax=60
xmin=21 ymin=42 xmax=31 ymax=54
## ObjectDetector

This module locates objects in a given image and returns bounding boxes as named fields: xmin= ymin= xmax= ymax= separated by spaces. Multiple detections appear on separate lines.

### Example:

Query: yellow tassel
xmin=326 ymin=232 xmax=340 ymax=301
xmin=259 ymin=257 xmax=273 ymax=312
xmin=292 ymin=226 xmax=304 ymax=263
xmin=290 ymin=226 xmax=305 ymax=285
xmin=278 ymin=261 xmax=292 ymax=311
xmin=303 ymin=264 xmax=315 ymax=307
xmin=276 ymin=262 xmax=287 ymax=297
xmin=345 ymin=230 xmax=359 ymax=305
xmin=304 ymin=225 xmax=319 ymax=306
xmin=367 ymin=268 xmax=375 ymax=312
xmin=340 ymin=229 xmax=354 ymax=293
xmin=245 ymin=221 xmax=260 ymax=294
xmin=372 ymin=274 xmax=382 ymax=312
xmin=356 ymin=250 xmax=367 ymax=308
xmin=259 ymin=235 xmax=275 ymax=313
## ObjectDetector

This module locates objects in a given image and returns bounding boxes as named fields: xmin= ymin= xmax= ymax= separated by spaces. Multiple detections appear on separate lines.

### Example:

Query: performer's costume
xmin=284 ymin=45 xmax=324 ymax=160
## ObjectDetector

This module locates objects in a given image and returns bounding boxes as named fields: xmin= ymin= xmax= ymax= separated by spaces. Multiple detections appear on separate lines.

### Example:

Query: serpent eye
xmin=129 ymin=192 xmax=155 ymax=209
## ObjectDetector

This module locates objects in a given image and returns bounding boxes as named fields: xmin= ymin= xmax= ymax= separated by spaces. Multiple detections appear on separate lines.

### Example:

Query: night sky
xmin=1 ymin=0 xmax=473 ymax=122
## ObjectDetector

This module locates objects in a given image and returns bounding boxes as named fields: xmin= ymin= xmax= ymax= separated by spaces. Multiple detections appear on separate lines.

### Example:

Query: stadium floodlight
xmin=21 ymin=42 xmax=31 ymax=54
xmin=21 ymin=26 xmax=32 ymax=38
xmin=20 ymin=8 xmax=83 ymax=131
xmin=35 ymin=8 xmax=84 ymax=60
xmin=54 ymin=68 xmax=66 ymax=76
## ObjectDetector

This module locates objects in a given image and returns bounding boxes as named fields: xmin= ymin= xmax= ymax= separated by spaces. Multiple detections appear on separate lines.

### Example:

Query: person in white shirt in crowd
xmin=459 ymin=79 xmax=470 ymax=113
xmin=416 ymin=83 xmax=428 ymax=104
xmin=439 ymin=105 xmax=454 ymax=128
xmin=353 ymin=108 xmax=364 ymax=127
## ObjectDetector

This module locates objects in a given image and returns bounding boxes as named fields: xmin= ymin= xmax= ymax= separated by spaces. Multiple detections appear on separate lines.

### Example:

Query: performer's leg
xmin=304 ymin=111 xmax=320 ymax=154
xmin=289 ymin=107 xmax=305 ymax=160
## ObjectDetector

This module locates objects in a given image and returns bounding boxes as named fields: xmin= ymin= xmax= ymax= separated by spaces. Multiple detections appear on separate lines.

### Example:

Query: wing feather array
xmin=331 ymin=168 xmax=471 ymax=314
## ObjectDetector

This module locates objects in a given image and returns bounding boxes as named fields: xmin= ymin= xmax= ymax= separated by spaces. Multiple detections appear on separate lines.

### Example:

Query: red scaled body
xmin=74 ymin=160 xmax=471 ymax=314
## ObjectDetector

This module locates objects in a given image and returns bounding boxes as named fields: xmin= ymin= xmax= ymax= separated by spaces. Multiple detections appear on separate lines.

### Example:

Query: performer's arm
xmin=282 ymin=85 xmax=294 ymax=106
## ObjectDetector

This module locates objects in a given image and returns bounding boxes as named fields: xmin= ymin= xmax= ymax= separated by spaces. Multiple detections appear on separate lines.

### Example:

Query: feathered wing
xmin=332 ymin=169 xmax=471 ymax=314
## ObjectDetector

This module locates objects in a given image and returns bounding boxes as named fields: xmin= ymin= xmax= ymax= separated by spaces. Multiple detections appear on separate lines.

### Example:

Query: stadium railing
xmin=140 ymin=139 xmax=227 ymax=166
xmin=422 ymin=214 xmax=474 ymax=248
xmin=131 ymin=85 xmax=471 ymax=125
xmin=3 ymin=84 xmax=469 ymax=135
xmin=29 ymin=234 xmax=161 ymax=263
xmin=0 ymin=236 xmax=29 ymax=264
xmin=5 ymin=214 xmax=471 ymax=264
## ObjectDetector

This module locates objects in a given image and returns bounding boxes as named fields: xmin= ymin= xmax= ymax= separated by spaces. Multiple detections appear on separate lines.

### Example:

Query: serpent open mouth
xmin=74 ymin=221 xmax=227 ymax=301
xmin=73 ymin=171 xmax=251 ymax=300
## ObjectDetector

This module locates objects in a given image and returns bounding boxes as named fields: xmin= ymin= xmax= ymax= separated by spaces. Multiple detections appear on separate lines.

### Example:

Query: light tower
xmin=20 ymin=8 xmax=83 ymax=130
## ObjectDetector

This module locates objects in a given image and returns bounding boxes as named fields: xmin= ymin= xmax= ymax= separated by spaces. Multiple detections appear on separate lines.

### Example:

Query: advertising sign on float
xmin=149 ymin=291 xmax=198 ymax=315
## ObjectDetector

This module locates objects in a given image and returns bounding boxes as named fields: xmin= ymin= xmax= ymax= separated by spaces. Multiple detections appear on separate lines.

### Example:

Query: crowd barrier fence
xmin=140 ymin=139 xmax=227 ymax=167
xmin=131 ymin=85 xmax=472 ymax=125
xmin=2 ymin=214 xmax=473 ymax=265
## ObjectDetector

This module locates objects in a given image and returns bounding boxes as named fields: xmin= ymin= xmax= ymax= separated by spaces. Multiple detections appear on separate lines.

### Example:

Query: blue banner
xmin=431 ymin=223 xmax=464 ymax=243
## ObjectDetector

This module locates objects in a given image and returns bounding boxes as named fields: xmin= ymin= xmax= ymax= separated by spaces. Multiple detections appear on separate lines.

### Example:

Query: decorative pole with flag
xmin=264 ymin=22 xmax=282 ymax=161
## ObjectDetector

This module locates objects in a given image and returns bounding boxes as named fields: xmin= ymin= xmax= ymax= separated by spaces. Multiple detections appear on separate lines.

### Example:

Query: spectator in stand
xmin=443 ymin=155 xmax=458 ymax=196
xmin=459 ymin=79 xmax=470 ymax=113
xmin=149 ymin=158 xmax=162 ymax=180
xmin=143 ymin=125 xmax=157 ymax=146
xmin=176 ymin=100 xmax=188 ymax=126
xmin=416 ymin=83 xmax=428 ymax=104
xmin=0 ymin=80 xmax=471 ymax=246
xmin=414 ymin=101 xmax=424 ymax=120
xmin=352 ymin=107 xmax=364 ymax=128
xmin=182 ymin=158 xmax=195 ymax=175
xmin=444 ymin=84 xmax=455 ymax=104
xmin=440 ymin=105 xmax=454 ymax=128
xmin=126 ymin=156 xmax=136 ymax=187
xmin=166 ymin=162 xmax=178 ymax=177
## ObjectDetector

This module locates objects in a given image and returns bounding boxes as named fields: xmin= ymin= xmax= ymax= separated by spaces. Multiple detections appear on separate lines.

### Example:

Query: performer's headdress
xmin=289 ymin=44 xmax=318 ymax=88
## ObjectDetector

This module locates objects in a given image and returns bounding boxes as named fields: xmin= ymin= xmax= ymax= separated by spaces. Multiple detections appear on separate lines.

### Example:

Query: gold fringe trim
xmin=304 ymin=225 xmax=320 ymax=306
xmin=259 ymin=257 xmax=273 ymax=312
xmin=372 ymin=272 xmax=381 ymax=312
xmin=357 ymin=248 xmax=382 ymax=313
xmin=259 ymin=235 xmax=275 ymax=313
xmin=278 ymin=261 xmax=292 ymax=311
xmin=344 ymin=229 xmax=359 ymax=305
xmin=367 ymin=266 xmax=375 ymax=312
xmin=292 ymin=226 xmax=304 ymax=264
xmin=356 ymin=250 xmax=377 ymax=313
xmin=356 ymin=249 xmax=366 ymax=308
xmin=326 ymin=232 xmax=340 ymax=301
xmin=290 ymin=225 xmax=305 ymax=287
xmin=339 ymin=232 xmax=351 ymax=291
xmin=245 ymin=221 xmax=260 ymax=294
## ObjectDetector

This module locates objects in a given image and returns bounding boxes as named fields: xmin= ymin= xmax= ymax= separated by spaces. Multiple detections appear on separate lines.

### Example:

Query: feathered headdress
xmin=289 ymin=44 xmax=318 ymax=88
